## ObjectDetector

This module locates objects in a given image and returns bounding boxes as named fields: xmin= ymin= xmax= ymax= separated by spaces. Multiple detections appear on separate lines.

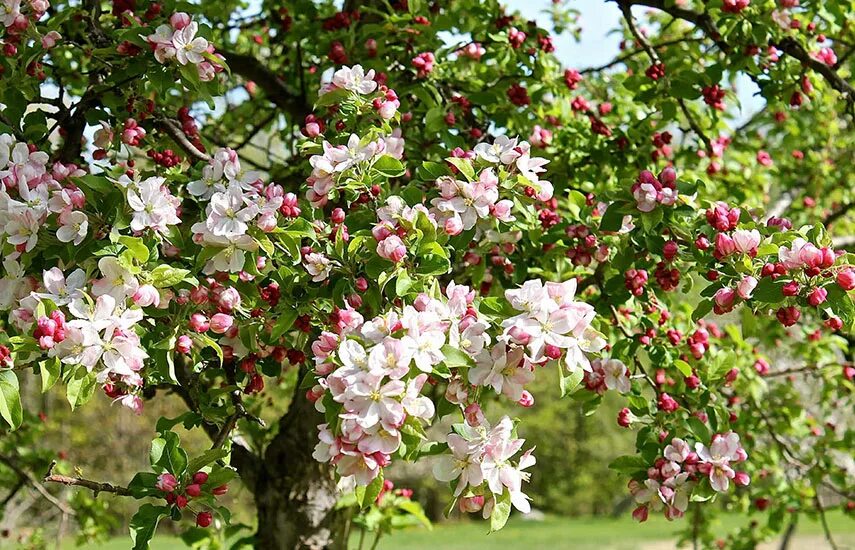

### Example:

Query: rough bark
xmin=253 ymin=386 xmax=347 ymax=550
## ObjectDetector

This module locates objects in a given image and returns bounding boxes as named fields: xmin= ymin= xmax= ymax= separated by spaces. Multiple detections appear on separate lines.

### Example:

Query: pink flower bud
xmin=189 ymin=313 xmax=210 ymax=333
xmin=209 ymin=313 xmax=234 ymax=334
xmin=170 ymin=12 xmax=192 ymax=29
xmin=41 ymin=31 xmax=61 ymax=49
xmin=737 ymin=276 xmax=758 ymax=299
xmin=185 ymin=483 xmax=202 ymax=497
xmin=807 ymin=287 xmax=828 ymax=306
xmin=444 ymin=216 xmax=464 ymax=236
xmin=632 ymin=505 xmax=649 ymax=522
xmin=196 ymin=511 xmax=213 ymax=528
xmin=459 ymin=495 xmax=485 ymax=513
xmin=713 ymin=287 xmax=736 ymax=313
xmin=156 ymin=473 xmax=178 ymax=492
xmin=464 ymin=403 xmax=485 ymax=426
xmin=377 ymin=235 xmax=407 ymax=263
xmin=217 ymin=287 xmax=241 ymax=311
xmin=837 ymin=268 xmax=855 ymax=291
xmin=133 ymin=284 xmax=160 ymax=307
xmin=657 ymin=392 xmax=679 ymax=413
xmin=175 ymin=335 xmax=193 ymax=354
xmin=517 ymin=390 xmax=534 ymax=408
xmin=734 ymin=471 xmax=750 ymax=486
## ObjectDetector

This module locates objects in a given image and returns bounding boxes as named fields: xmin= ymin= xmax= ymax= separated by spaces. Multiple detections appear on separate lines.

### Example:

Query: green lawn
xmin=62 ymin=511 xmax=854 ymax=550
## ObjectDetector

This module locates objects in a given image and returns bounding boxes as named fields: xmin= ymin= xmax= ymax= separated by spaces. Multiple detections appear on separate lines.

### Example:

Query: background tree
xmin=0 ymin=0 xmax=852 ymax=549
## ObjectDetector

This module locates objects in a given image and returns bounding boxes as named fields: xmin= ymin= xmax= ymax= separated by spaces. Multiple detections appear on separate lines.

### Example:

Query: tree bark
xmin=253 ymin=386 xmax=347 ymax=550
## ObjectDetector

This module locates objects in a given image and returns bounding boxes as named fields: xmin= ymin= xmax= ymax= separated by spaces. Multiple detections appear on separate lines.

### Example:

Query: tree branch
xmin=823 ymin=201 xmax=854 ymax=226
xmin=156 ymin=117 xmax=211 ymax=163
xmin=616 ymin=0 xmax=710 ymax=151
xmin=0 ymin=455 xmax=76 ymax=516
xmin=220 ymin=50 xmax=312 ymax=123
xmin=43 ymin=461 xmax=131 ymax=497
xmin=616 ymin=0 xmax=854 ymax=112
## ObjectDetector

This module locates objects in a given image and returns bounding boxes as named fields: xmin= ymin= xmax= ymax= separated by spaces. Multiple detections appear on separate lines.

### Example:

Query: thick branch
xmin=777 ymin=37 xmax=855 ymax=107
xmin=220 ymin=50 xmax=312 ymax=123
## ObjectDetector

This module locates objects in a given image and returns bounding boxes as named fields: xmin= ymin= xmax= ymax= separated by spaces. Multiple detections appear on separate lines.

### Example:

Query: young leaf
xmin=0 ymin=370 xmax=23 ymax=430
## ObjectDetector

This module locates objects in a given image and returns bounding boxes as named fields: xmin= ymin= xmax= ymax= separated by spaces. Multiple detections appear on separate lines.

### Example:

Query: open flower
xmin=172 ymin=22 xmax=208 ymax=65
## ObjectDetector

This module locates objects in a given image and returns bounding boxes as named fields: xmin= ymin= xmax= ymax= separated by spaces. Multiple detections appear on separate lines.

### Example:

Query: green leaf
xmin=489 ymin=491 xmax=512 ymax=532
xmin=440 ymin=345 xmax=473 ymax=369
xmin=130 ymin=504 xmax=168 ymax=550
xmin=608 ymin=455 xmax=649 ymax=474
xmin=186 ymin=449 xmax=228 ymax=474
xmin=193 ymin=333 xmax=224 ymax=365
xmin=373 ymin=155 xmax=406 ymax=178
xmin=316 ymin=88 xmax=351 ymax=107
xmin=752 ymin=278 xmax=786 ymax=303
xmin=269 ymin=309 xmax=299 ymax=342
xmin=446 ymin=157 xmax=475 ymax=181
xmin=692 ymin=299 xmax=713 ymax=322
xmin=0 ymin=370 xmax=23 ymax=430
xmin=119 ymin=236 xmax=150 ymax=263
xmin=599 ymin=203 xmax=627 ymax=232
xmin=127 ymin=472 xmax=161 ymax=499
xmin=673 ymin=359 xmax=692 ymax=377
xmin=150 ymin=432 xmax=188 ymax=476
xmin=361 ymin=470 xmax=384 ymax=509
xmin=66 ymin=368 xmax=97 ymax=411
xmin=395 ymin=269 xmax=413 ymax=296
xmin=398 ymin=500 xmax=432 ymax=530
xmin=40 ymin=357 xmax=61 ymax=393
xmin=688 ymin=416 xmax=711 ymax=443
xmin=150 ymin=265 xmax=191 ymax=288
xmin=559 ymin=368 xmax=585 ymax=397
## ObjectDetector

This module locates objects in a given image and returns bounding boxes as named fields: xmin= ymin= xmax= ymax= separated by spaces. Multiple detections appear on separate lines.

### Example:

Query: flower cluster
xmin=372 ymin=195 xmax=436 ymax=263
xmin=699 ymin=204 xmax=849 ymax=326
xmin=122 ymin=175 xmax=181 ymax=234
xmin=0 ymin=135 xmax=88 ymax=258
xmin=145 ymin=13 xmax=223 ymax=81
xmin=155 ymin=470 xmax=229 ymax=528
xmin=306 ymin=132 xmax=404 ymax=207
xmin=433 ymin=416 xmax=536 ymax=517
xmin=429 ymin=136 xmax=552 ymax=237
xmin=583 ymin=358 xmax=630 ymax=394
xmin=629 ymin=433 xmax=749 ymax=522
xmin=188 ymin=148 xmax=285 ymax=274
xmin=310 ymin=276 xmax=600 ymax=514
xmin=500 ymin=279 xmax=605 ymax=374
xmin=632 ymin=167 xmax=677 ymax=212
xmin=10 ymin=266 xmax=150 ymax=414
xmin=1 ymin=0 xmax=49 ymax=32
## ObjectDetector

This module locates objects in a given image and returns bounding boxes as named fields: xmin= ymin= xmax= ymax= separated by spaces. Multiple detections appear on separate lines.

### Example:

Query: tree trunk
xmin=254 ymin=388 xmax=347 ymax=549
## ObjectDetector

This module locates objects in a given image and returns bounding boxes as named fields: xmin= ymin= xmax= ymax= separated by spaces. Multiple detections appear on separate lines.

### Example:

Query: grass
xmin=60 ymin=511 xmax=855 ymax=550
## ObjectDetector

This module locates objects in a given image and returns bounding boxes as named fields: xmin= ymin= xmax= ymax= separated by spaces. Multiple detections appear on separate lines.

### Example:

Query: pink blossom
xmin=737 ymin=276 xmax=758 ymax=299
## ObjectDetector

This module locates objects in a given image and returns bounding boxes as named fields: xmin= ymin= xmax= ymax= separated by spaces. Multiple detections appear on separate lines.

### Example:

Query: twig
xmin=43 ymin=460 xmax=131 ymax=497
xmin=823 ymin=201 xmax=854 ymax=226
xmin=616 ymin=0 xmax=711 ymax=151
xmin=1 ymin=477 xmax=25 ymax=508
xmin=616 ymin=0 xmax=854 ymax=113
xmin=156 ymin=118 xmax=211 ymax=163
xmin=814 ymin=495 xmax=839 ymax=550
xmin=0 ymin=455 xmax=76 ymax=516
xmin=579 ymin=37 xmax=701 ymax=74
xmin=610 ymin=305 xmax=634 ymax=339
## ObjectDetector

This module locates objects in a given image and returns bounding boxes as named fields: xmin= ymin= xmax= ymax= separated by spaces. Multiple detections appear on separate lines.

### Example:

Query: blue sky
xmin=505 ymin=0 xmax=765 ymax=123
